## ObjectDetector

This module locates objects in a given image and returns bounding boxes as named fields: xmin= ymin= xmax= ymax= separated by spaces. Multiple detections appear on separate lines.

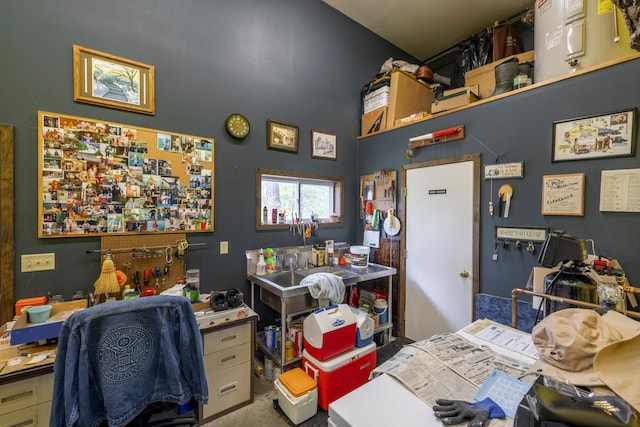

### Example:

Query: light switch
xmin=21 ymin=253 xmax=56 ymax=272
xmin=220 ymin=241 xmax=229 ymax=255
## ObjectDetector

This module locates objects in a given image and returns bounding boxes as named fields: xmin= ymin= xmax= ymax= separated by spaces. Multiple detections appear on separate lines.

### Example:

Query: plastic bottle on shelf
xmin=256 ymin=249 xmax=267 ymax=276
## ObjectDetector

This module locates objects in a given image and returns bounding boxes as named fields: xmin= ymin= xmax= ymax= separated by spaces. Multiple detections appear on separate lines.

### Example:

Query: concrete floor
xmin=203 ymin=337 xmax=410 ymax=426
xmin=203 ymin=373 xmax=328 ymax=427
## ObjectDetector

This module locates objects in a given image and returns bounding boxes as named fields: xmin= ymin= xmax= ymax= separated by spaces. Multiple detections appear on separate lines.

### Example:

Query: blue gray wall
xmin=0 ymin=0 xmax=409 ymax=302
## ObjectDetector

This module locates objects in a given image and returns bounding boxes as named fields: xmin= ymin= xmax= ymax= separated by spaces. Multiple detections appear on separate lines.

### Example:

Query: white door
xmin=403 ymin=155 xmax=479 ymax=341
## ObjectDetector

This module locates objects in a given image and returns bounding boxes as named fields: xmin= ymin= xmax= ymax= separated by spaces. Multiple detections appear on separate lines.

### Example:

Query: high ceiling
xmin=322 ymin=0 xmax=533 ymax=62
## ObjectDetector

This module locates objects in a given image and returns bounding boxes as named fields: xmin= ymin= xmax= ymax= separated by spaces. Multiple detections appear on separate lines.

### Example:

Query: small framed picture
xmin=542 ymin=173 xmax=585 ymax=216
xmin=552 ymin=108 xmax=637 ymax=162
xmin=73 ymin=45 xmax=155 ymax=115
xmin=267 ymin=119 xmax=298 ymax=153
xmin=311 ymin=130 xmax=337 ymax=160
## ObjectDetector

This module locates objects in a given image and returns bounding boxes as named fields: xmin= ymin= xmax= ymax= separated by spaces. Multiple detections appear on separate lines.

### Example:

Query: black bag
xmin=530 ymin=382 xmax=638 ymax=427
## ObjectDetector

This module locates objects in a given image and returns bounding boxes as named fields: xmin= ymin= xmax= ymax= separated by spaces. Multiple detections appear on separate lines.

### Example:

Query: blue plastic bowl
xmin=27 ymin=305 xmax=53 ymax=323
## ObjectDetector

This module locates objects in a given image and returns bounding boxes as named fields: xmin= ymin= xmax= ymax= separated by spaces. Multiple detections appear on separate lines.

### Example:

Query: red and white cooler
xmin=302 ymin=341 xmax=376 ymax=410
xmin=303 ymin=304 xmax=357 ymax=361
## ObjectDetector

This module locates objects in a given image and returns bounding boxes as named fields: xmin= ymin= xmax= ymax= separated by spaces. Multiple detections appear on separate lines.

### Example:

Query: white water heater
xmin=534 ymin=0 xmax=636 ymax=82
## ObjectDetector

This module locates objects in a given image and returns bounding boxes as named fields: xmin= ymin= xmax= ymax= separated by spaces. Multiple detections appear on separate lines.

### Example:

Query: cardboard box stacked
xmin=431 ymin=85 xmax=480 ymax=114
xmin=302 ymin=304 xmax=376 ymax=410
xmin=464 ymin=50 xmax=535 ymax=99
xmin=361 ymin=68 xmax=435 ymax=136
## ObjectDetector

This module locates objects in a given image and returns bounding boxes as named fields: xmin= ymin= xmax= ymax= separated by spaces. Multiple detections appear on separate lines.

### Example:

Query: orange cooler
xmin=302 ymin=342 xmax=376 ymax=410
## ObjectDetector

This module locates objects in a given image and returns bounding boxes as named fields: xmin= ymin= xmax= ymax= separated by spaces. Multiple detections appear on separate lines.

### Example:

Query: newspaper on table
xmin=373 ymin=331 xmax=537 ymax=427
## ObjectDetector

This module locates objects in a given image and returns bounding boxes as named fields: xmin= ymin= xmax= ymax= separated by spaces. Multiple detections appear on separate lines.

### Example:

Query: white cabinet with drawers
xmin=0 ymin=372 xmax=54 ymax=427
xmin=200 ymin=315 xmax=256 ymax=423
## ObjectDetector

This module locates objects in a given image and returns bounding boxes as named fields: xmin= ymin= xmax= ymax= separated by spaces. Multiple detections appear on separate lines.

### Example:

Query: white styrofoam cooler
xmin=274 ymin=377 xmax=318 ymax=425
xmin=303 ymin=304 xmax=357 ymax=361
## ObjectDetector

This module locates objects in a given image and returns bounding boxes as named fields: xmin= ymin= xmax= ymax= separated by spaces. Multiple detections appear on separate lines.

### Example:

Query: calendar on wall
xmin=38 ymin=111 xmax=214 ymax=238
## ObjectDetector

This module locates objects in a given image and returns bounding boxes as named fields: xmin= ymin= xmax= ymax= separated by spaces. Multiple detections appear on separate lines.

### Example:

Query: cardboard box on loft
xmin=464 ymin=50 xmax=535 ymax=99
xmin=431 ymin=85 xmax=480 ymax=114
xmin=361 ymin=106 xmax=387 ymax=136
xmin=386 ymin=68 xmax=434 ymax=130
xmin=363 ymin=86 xmax=390 ymax=114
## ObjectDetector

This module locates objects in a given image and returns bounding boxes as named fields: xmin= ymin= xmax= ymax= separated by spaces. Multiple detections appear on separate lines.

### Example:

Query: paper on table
xmin=474 ymin=369 xmax=532 ymax=418
xmin=464 ymin=319 xmax=539 ymax=359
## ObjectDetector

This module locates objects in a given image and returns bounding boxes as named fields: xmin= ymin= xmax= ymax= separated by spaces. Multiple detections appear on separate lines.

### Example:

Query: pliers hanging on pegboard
xmin=131 ymin=270 xmax=141 ymax=292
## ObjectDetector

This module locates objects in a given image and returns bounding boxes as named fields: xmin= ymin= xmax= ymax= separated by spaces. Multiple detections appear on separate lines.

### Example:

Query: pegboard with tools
xmin=97 ymin=234 xmax=196 ymax=295
xmin=360 ymin=170 xmax=397 ymax=220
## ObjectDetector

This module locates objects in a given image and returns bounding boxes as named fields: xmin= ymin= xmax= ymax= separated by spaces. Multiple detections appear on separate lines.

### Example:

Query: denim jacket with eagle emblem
xmin=50 ymin=295 xmax=208 ymax=427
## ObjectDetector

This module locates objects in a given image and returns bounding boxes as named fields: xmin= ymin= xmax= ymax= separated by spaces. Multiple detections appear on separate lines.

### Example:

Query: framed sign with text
xmin=541 ymin=173 xmax=585 ymax=216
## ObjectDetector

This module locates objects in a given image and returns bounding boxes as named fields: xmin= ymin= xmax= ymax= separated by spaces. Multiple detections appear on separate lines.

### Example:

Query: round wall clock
xmin=225 ymin=113 xmax=250 ymax=140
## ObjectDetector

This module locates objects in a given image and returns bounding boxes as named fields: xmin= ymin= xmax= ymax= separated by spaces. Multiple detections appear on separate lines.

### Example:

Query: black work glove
xmin=433 ymin=397 xmax=505 ymax=427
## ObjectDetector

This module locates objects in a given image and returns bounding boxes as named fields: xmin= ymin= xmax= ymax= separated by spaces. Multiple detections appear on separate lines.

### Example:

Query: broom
xmin=94 ymin=252 xmax=120 ymax=303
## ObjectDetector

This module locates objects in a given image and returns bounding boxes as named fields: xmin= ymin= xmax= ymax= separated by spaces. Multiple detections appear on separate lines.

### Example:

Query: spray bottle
xmin=256 ymin=249 xmax=267 ymax=276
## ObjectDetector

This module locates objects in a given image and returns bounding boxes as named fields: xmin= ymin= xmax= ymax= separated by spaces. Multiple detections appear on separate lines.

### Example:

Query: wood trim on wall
xmin=0 ymin=124 xmax=14 ymax=325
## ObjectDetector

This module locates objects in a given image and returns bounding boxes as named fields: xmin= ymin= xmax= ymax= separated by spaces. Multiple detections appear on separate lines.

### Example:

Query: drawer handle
xmin=9 ymin=418 xmax=36 ymax=427
xmin=220 ymin=354 xmax=237 ymax=364
xmin=220 ymin=334 xmax=237 ymax=343
xmin=219 ymin=382 xmax=237 ymax=396
xmin=1 ymin=390 xmax=34 ymax=404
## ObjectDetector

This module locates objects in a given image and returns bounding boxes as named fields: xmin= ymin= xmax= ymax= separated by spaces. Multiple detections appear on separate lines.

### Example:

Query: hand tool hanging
xmin=132 ymin=270 xmax=141 ymax=292
xmin=154 ymin=266 xmax=161 ymax=289
xmin=489 ymin=178 xmax=494 ymax=216
xmin=143 ymin=268 xmax=151 ymax=287
xmin=498 ymin=184 xmax=513 ymax=218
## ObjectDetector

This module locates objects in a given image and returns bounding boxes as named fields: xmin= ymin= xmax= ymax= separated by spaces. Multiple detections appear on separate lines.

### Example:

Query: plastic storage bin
xmin=275 ymin=368 xmax=318 ymax=425
xmin=15 ymin=297 xmax=48 ymax=316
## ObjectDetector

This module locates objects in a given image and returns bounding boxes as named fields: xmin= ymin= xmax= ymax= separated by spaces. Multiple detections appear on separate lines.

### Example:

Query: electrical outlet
xmin=220 ymin=241 xmax=229 ymax=255
xmin=21 ymin=253 xmax=56 ymax=272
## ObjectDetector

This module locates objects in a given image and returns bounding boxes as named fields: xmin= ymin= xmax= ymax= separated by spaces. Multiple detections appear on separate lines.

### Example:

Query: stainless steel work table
xmin=247 ymin=262 xmax=397 ymax=368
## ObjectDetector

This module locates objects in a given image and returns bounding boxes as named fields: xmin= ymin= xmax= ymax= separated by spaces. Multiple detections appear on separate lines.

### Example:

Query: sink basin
xmin=301 ymin=265 xmax=359 ymax=280
xmin=266 ymin=270 xmax=307 ymax=288
xmin=264 ymin=265 xmax=360 ymax=288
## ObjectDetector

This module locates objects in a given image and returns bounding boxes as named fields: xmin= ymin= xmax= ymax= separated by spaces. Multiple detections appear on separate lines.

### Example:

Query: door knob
xmin=459 ymin=270 xmax=469 ymax=278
